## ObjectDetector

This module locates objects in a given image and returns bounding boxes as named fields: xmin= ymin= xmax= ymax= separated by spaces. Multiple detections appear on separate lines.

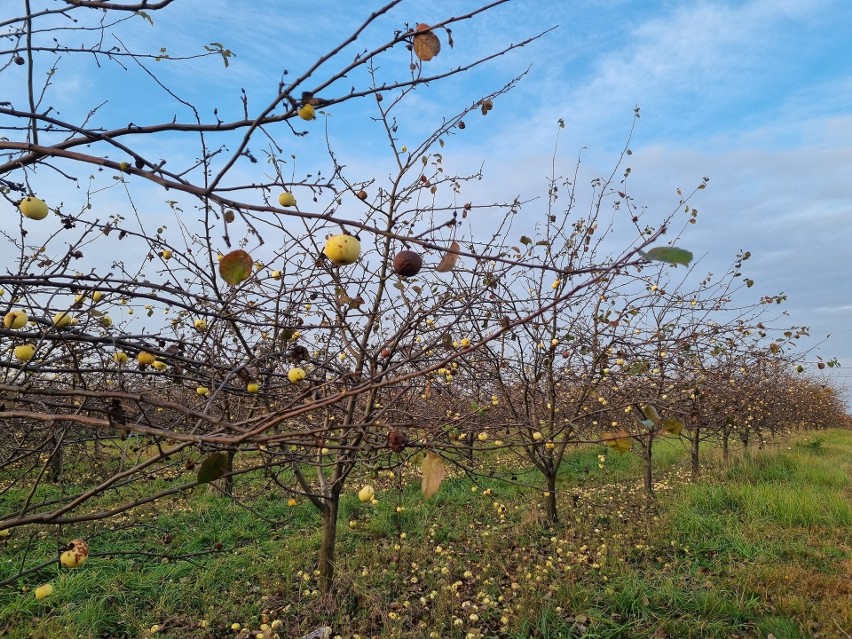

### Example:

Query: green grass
xmin=2 ymin=429 xmax=851 ymax=638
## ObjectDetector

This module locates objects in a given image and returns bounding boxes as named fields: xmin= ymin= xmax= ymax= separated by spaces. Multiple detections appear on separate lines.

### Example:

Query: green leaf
xmin=643 ymin=246 xmax=693 ymax=266
xmin=197 ymin=452 xmax=229 ymax=484
xmin=219 ymin=250 xmax=253 ymax=285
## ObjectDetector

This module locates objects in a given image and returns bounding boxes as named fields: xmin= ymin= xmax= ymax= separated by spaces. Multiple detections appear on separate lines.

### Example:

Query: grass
xmin=1 ymin=429 xmax=851 ymax=638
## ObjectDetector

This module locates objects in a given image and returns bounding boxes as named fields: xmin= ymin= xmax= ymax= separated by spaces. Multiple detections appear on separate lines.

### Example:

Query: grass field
xmin=2 ymin=430 xmax=851 ymax=639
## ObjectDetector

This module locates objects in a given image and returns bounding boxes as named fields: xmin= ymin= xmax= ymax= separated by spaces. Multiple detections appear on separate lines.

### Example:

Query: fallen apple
xmin=358 ymin=485 xmax=375 ymax=503
xmin=59 ymin=539 xmax=89 ymax=568
xmin=288 ymin=367 xmax=306 ymax=383
xmin=34 ymin=583 xmax=54 ymax=599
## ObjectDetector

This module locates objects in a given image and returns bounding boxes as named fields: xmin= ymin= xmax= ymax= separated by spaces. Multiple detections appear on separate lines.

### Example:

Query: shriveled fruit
xmin=392 ymin=250 xmax=423 ymax=277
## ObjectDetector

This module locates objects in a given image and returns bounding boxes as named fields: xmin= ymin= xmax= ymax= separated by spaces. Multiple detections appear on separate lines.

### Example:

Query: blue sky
xmin=10 ymin=0 xmax=852 ymax=402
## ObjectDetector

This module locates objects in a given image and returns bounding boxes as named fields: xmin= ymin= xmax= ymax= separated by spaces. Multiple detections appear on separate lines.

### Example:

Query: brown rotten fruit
xmin=392 ymin=250 xmax=423 ymax=277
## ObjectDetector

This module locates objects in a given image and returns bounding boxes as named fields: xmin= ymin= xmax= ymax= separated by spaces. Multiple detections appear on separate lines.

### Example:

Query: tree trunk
xmin=318 ymin=492 xmax=340 ymax=594
xmin=642 ymin=434 xmax=655 ymax=500
xmin=544 ymin=473 xmax=558 ymax=523
xmin=690 ymin=427 xmax=701 ymax=480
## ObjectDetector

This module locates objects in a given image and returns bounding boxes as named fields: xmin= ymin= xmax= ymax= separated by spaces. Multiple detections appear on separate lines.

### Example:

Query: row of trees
xmin=1 ymin=0 xmax=845 ymax=594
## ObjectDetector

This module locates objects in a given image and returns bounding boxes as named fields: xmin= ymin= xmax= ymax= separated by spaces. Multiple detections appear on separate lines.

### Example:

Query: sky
xmin=7 ymin=0 xmax=852 ymax=403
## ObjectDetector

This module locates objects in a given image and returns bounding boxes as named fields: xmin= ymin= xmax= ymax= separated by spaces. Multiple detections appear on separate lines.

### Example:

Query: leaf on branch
xmin=219 ymin=250 xmax=253 ymax=285
xmin=136 ymin=10 xmax=154 ymax=26
xmin=421 ymin=451 xmax=446 ymax=499
xmin=413 ymin=24 xmax=441 ymax=62
xmin=519 ymin=235 xmax=532 ymax=246
xmin=197 ymin=452 xmax=229 ymax=484
xmin=643 ymin=246 xmax=694 ymax=267
xmin=435 ymin=241 xmax=461 ymax=273
xmin=641 ymin=404 xmax=661 ymax=424
xmin=661 ymin=417 xmax=685 ymax=436
xmin=602 ymin=430 xmax=631 ymax=454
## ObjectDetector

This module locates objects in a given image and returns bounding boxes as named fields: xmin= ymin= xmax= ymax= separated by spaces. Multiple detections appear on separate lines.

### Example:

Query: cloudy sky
xmin=9 ymin=0 xmax=852 ymax=402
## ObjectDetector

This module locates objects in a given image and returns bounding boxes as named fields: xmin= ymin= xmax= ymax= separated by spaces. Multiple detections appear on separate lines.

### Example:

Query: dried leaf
xmin=421 ymin=451 xmax=446 ymax=499
xmin=413 ymin=25 xmax=441 ymax=62
xmin=219 ymin=250 xmax=253 ymax=285
xmin=435 ymin=241 xmax=460 ymax=273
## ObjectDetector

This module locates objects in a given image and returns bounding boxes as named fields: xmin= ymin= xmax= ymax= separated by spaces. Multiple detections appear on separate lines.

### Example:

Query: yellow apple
xmin=271 ymin=270 xmax=282 ymax=279
xmin=288 ymin=367 xmax=306 ymax=383
xmin=99 ymin=315 xmax=112 ymax=328
xmin=477 ymin=432 xmax=488 ymax=442
xmin=137 ymin=351 xmax=156 ymax=366
xmin=247 ymin=382 xmax=260 ymax=393
xmin=323 ymin=234 xmax=360 ymax=266
xmin=59 ymin=539 xmax=89 ymax=568
xmin=34 ymin=583 xmax=54 ymax=599
xmin=358 ymin=485 xmax=375 ymax=503
xmin=298 ymin=104 xmax=315 ymax=120
xmin=532 ymin=431 xmax=543 ymax=441
xmin=194 ymin=319 xmax=207 ymax=330
xmin=461 ymin=338 xmax=471 ymax=348
xmin=160 ymin=249 xmax=173 ymax=259
xmin=20 ymin=196 xmax=49 ymax=220
xmin=278 ymin=192 xmax=296 ymax=207
xmin=3 ymin=309 xmax=28 ymax=329
xmin=113 ymin=351 xmax=128 ymax=364
xmin=151 ymin=360 xmax=168 ymax=371
xmin=288 ymin=498 xmax=297 ymax=507
xmin=92 ymin=291 xmax=102 ymax=302
xmin=14 ymin=343 xmax=36 ymax=362
xmin=196 ymin=386 xmax=210 ymax=397
xmin=52 ymin=312 xmax=73 ymax=328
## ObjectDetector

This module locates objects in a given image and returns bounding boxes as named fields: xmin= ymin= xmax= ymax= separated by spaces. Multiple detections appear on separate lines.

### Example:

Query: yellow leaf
xmin=421 ymin=451 xmax=446 ymax=499
xmin=603 ymin=430 xmax=632 ymax=454
xmin=661 ymin=417 xmax=684 ymax=436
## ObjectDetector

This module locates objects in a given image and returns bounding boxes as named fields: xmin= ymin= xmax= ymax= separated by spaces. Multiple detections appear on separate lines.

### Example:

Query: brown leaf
xmin=421 ymin=451 xmax=446 ymax=499
xmin=413 ymin=25 xmax=441 ymax=62
xmin=435 ymin=241 xmax=460 ymax=273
